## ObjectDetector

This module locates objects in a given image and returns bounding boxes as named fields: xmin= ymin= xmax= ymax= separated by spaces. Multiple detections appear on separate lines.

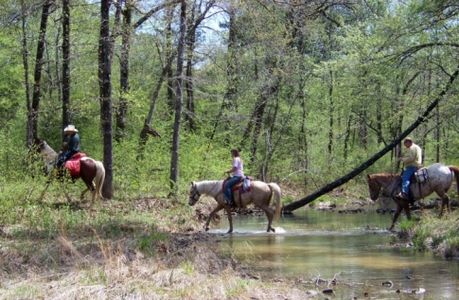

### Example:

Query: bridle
xmin=189 ymin=184 xmax=201 ymax=204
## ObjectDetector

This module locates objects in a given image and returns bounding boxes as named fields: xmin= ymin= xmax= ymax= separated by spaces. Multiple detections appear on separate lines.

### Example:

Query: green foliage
xmin=0 ymin=0 xmax=458 ymax=237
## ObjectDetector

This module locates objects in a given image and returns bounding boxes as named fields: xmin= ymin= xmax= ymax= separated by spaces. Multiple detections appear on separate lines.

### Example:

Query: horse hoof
xmin=227 ymin=230 xmax=233 ymax=234
xmin=205 ymin=227 xmax=209 ymax=232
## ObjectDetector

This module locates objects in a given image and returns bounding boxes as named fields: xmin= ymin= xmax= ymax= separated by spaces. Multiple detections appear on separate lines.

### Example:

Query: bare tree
xmin=169 ymin=0 xmax=187 ymax=192
xmin=20 ymin=0 xmax=32 ymax=146
xmin=29 ymin=0 xmax=52 ymax=143
xmin=62 ymin=0 xmax=71 ymax=130
xmin=98 ymin=0 xmax=114 ymax=199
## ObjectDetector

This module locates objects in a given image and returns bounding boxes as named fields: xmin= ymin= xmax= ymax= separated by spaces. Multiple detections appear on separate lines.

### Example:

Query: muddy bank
xmin=0 ymin=198 xmax=319 ymax=299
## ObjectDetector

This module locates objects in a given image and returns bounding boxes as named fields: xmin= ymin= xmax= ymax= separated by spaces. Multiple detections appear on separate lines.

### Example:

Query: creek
xmin=212 ymin=209 xmax=459 ymax=299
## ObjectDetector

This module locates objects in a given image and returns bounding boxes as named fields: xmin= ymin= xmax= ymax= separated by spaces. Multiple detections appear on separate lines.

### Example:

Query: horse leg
xmin=403 ymin=202 xmax=411 ymax=220
xmin=205 ymin=203 xmax=224 ymax=232
xmin=80 ymin=187 xmax=89 ymax=200
xmin=39 ymin=180 xmax=52 ymax=201
xmin=259 ymin=204 xmax=275 ymax=232
xmin=437 ymin=191 xmax=450 ymax=217
xmin=389 ymin=202 xmax=403 ymax=231
xmin=225 ymin=205 xmax=233 ymax=234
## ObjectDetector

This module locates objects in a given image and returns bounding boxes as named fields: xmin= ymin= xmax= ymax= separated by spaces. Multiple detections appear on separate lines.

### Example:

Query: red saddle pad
xmin=64 ymin=152 xmax=87 ymax=177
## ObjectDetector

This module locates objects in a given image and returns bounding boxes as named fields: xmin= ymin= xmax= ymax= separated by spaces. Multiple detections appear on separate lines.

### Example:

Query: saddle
xmin=223 ymin=176 xmax=252 ymax=207
xmin=64 ymin=152 xmax=87 ymax=178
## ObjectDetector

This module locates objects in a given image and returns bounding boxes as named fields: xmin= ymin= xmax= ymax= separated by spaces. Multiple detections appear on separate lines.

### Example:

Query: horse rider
xmin=224 ymin=148 xmax=244 ymax=206
xmin=396 ymin=137 xmax=422 ymax=202
xmin=56 ymin=124 xmax=81 ymax=168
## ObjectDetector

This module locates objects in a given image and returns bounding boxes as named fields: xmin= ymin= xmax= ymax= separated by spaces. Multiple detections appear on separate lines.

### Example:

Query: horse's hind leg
xmin=259 ymin=204 xmax=275 ymax=232
xmin=437 ymin=191 xmax=450 ymax=217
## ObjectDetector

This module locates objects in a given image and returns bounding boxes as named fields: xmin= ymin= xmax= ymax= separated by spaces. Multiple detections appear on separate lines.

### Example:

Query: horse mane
xmin=195 ymin=180 xmax=223 ymax=196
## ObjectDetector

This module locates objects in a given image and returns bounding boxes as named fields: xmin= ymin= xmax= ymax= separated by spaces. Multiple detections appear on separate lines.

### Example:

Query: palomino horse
xmin=34 ymin=138 xmax=106 ymax=202
xmin=367 ymin=163 xmax=459 ymax=230
xmin=188 ymin=180 xmax=282 ymax=233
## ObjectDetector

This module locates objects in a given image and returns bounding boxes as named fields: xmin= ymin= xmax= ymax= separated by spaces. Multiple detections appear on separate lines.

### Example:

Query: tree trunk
xmin=343 ymin=114 xmax=352 ymax=161
xmin=165 ymin=6 xmax=175 ymax=111
xmin=169 ymin=0 xmax=187 ymax=193
xmin=62 ymin=0 xmax=71 ymax=129
xmin=115 ymin=0 xmax=132 ymax=140
xmin=209 ymin=4 xmax=238 ymax=141
xmin=137 ymin=56 xmax=174 ymax=160
xmin=30 ymin=0 xmax=52 ymax=142
xmin=298 ymin=80 xmax=309 ymax=186
xmin=283 ymin=64 xmax=459 ymax=213
xmin=184 ymin=3 xmax=196 ymax=132
xmin=327 ymin=69 xmax=334 ymax=155
xmin=249 ymin=75 xmax=280 ymax=164
xmin=21 ymin=0 xmax=32 ymax=146
xmin=98 ymin=0 xmax=113 ymax=199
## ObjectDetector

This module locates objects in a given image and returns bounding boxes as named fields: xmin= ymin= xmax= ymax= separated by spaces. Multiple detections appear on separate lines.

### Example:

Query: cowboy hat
xmin=63 ymin=124 xmax=78 ymax=133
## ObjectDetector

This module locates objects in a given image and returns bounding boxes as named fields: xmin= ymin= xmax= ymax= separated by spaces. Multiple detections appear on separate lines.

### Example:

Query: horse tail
xmin=94 ymin=160 xmax=106 ymax=200
xmin=268 ymin=183 xmax=282 ymax=222
xmin=449 ymin=166 xmax=459 ymax=195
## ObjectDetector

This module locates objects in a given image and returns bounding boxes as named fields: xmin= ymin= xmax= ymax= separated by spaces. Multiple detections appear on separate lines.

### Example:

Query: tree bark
xmin=184 ymin=0 xmax=216 ymax=132
xmin=165 ymin=6 xmax=175 ymax=111
xmin=209 ymin=5 xmax=239 ymax=142
xmin=21 ymin=0 xmax=32 ymax=147
xmin=169 ymin=0 xmax=187 ymax=192
xmin=115 ymin=0 xmax=132 ymax=140
xmin=283 ymin=64 xmax=459 ymax=213
xmin=137 ymin=55 xmax=174 ymax=160
xmin=327 ymin=69 xmax=334 ymax=155
xmin=62 ymin=0 xmax=71 ymax=130
xmin=30 ymin=0 xmax=52 ymax=142
xmin=184 ymin=2 xmax=197 ymax=132
xmin=98 ymin=0 xmax=114 ymax=199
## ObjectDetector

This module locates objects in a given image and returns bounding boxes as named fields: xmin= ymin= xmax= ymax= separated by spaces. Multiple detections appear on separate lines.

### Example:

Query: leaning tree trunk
xmin=98 ymin=0 xmax=114 ymax=199
xmin=62 ymin=0 xmax=71 ymax=130
xmin=283 ymin=64 xmax=459 ymax=213
xmin=169 ymin=0 xmax=187 ymax=193
xmin=29 ymin=0 xmax=52 ymax=142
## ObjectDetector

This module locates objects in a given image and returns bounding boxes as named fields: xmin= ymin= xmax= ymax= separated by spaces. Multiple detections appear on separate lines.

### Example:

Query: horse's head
xmin=32 ymin=138 xmax=46 ymax=152
xmin=367 ymin=174 xmax=382 ymax=201
xmin=188 ymin=182 xmax=201 ymax=206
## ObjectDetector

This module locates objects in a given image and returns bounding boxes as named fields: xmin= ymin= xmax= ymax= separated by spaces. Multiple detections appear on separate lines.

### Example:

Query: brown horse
xmin=188 ymin=180 xmax=282 ymax=233
xmin=367 ymin=163 xmax=459 ymax=230
xmin=34 ymin=138 xmax=105 ymax=202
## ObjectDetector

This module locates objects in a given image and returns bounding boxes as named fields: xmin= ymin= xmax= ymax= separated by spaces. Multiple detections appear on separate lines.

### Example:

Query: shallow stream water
xmin=212 ymin=209 xmax=459 ymax=299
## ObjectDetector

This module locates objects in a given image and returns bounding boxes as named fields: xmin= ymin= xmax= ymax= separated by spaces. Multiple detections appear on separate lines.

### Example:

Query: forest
xmin=0 ymin=0 xmax=458 ymax=298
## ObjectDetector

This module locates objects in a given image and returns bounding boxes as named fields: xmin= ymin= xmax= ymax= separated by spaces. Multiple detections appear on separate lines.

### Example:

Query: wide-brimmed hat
xmin=63 ymin=124 xmax=78 ymax=133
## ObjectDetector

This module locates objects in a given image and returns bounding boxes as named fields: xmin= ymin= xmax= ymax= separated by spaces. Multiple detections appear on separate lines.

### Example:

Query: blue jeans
xmin=224 ymin=176 xmax=242 ymax=204
xmin=401 ymin=166 xmax=417 ymax=195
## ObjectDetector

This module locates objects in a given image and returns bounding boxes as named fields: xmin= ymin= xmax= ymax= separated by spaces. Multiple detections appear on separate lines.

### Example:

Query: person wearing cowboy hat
xmin=56 ymin=124 xmax=81 ymax=168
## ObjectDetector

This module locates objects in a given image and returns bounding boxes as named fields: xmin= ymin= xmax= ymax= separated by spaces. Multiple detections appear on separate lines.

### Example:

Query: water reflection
xmin=214 ymin=209 xmax=459 ymax=299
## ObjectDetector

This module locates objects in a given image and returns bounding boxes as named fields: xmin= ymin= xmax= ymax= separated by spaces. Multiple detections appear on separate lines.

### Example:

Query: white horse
xmin=188 ymin=180 xmax=282 ymax=233
xmin=34 ymin=138 xmax=105 ymax=202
